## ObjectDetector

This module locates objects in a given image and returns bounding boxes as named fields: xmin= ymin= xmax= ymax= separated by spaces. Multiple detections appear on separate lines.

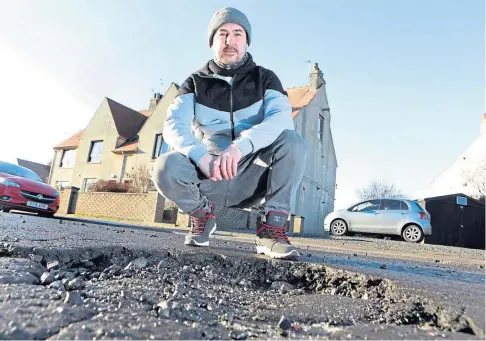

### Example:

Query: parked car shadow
xmin=330 ymin=238 xmax=376 ymax=243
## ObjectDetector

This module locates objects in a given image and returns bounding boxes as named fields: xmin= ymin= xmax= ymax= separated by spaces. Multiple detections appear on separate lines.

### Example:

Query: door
xmin=348 ymin=199 xmax=382 ymax=233
xmin=379 ymin=199 xmax=409 ymax=234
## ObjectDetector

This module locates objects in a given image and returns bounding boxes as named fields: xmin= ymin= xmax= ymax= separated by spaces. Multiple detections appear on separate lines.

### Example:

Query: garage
xmin=419 ymin=194 xmax=485 ymax=249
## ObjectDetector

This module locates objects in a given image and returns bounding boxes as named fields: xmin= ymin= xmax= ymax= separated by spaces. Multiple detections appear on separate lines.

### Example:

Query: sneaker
xmin=255 ymin=211 xmax=299 ymax=259
xmin=184 ymin=204 xmax=217 ymax=247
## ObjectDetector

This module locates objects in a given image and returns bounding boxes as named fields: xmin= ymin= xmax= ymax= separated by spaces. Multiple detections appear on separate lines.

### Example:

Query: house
xmin=17 ymin=158 xmax=51 ymax=183
xmin=49 ymin=63 xmax=337 ymax=235
xmin=287 ymin=63 xmax=338 ymax=234
xmin=431 ymin=114 xmax=486 ymax=199
xmin=49 ymin=84 xmax=180 ymax=191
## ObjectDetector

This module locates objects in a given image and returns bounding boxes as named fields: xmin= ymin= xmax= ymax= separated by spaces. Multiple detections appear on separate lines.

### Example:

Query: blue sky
xmin=0 ymin=0 xmax=484 ymax=209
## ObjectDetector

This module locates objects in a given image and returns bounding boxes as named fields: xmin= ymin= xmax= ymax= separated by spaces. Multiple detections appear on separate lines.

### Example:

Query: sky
xmin=0 ymin=0 xmax=484 ymax=210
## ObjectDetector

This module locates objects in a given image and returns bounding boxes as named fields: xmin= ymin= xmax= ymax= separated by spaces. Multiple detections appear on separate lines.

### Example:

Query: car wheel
xmin=330 ymin=219 xmax=348 ymax=236
xmin=1 ymin=208 xmax=11 ymax=213
xmin=402 ymin=224 xmax=424 ymax=243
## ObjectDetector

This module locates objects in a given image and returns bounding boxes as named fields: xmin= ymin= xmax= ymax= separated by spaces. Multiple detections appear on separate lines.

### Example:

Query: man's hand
xmin=197 ymin=153 xmax=218 ymax=181
xmin=213 ymin=144 xmax=243 ymax=180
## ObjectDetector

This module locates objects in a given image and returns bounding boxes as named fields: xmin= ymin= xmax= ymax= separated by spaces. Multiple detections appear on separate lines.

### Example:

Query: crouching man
xmin=153 ymin=7 xmax=307 ymax=259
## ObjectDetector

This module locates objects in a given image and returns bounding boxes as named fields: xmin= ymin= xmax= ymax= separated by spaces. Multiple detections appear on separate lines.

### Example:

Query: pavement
xmin=0 ymin=211 xmax=484 ymax=340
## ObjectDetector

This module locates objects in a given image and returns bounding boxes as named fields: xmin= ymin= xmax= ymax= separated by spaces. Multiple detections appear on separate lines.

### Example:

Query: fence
xmin=56 ymin=187 xmax=298 ymax=231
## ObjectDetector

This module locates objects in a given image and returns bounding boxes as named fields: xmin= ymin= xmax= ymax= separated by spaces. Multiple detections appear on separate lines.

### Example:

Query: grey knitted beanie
xmin=208 ymin=7 xmax=251 ymax=47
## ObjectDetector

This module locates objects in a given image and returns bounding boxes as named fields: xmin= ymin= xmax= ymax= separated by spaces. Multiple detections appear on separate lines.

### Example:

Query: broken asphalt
xmin=0 ymin=212 xmax=484 ymax=340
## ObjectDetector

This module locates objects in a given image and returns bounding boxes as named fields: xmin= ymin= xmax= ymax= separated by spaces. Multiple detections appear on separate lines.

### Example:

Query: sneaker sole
xmin=184 ymin=224 xmax=217 ymax=247
xmin=255 ymin=245 xmax=300 ymax=259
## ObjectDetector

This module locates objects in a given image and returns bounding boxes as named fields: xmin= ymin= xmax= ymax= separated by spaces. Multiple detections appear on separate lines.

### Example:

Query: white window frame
xmin=152 ymin=134 xmax=169 ymax=159
xmin=82 ymin=178 xmax=97 ymax=192
xmin=88 ymin=140 xmax=103 ymax=163
xmin=55 ymin=181 xmax=70 ymax=190
xmin=60 ymin=149 xmax=76 ymax=168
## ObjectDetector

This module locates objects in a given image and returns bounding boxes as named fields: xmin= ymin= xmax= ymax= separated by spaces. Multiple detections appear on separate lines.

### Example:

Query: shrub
xmin=126 ymin=164 xmax=152 ymax=193
xmin=88 ymin=180 xmax=131 ymax=193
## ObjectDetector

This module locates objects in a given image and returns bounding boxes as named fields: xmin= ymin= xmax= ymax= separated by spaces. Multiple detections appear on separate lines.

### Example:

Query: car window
xmin=410 ymin=201 xmax=425 ymax=212
xmin=381 ymin=199 xmax=402 ymax=210
xmin=400 ymin=201 xmax=409 ymax=210
xmin=353 ymin=200 xmax=381 ymax=212
xmin=0 ymin=161 xmax=43 ymax=182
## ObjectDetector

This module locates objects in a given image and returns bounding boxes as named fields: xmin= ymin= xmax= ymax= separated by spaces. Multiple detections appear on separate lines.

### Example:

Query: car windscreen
xmin=0 ymin=162 xmax=43 ymax=182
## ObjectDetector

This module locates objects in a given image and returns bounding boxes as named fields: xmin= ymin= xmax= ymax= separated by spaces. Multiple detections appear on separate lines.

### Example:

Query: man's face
xmin=211 ymin=23 xmax=248 ymax=65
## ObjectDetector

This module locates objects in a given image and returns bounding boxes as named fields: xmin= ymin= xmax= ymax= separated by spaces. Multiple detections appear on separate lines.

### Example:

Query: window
xmin=410 ymin=201 xmax=425 ymax=212
xmin=400 ymin=201 xmax=410 ymax=210
xmin=82 ymin=178 xmax=97 ymax=192
xmin=351 ymin=200 xmax=381 ymax=212
xmin=152 ymin=134 xmax=169 ymax=159
xmin=55 ymin=181 xmax=70 ymax=190
xmin=88 ymin=141 xmax=103 ymax=163
xmin=60 ymin=149 xmax=76 ymax=168
xmin=381 ymin=199 xmax=402 ymax=210
xmin=317 ymin=115 xmax=324 ymax=141
xmin=456 ymin=196 xmax=468 ymax=206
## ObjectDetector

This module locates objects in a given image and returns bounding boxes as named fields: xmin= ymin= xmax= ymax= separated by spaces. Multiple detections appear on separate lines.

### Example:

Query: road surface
xmin=0 ymin=212 xmax=484 ymax=339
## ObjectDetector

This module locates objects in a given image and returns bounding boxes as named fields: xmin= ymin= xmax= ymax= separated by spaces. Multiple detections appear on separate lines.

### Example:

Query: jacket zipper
xmin=230 ymin=81 xmax=235 ymax=140
xmin=202 ymin=74 xmax=236 ymax=140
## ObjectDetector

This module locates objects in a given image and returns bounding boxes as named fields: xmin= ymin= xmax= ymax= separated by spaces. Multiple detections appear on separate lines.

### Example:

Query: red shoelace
xmin=257 ymin=223 xmax=290 ymax=244
xmin=190 ymin=211 xmax=215 ymax=234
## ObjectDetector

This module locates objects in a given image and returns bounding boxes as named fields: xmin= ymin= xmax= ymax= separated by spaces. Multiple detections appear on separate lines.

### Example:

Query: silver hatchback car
xmin=324 ymin=199 xmax=432 ymax=243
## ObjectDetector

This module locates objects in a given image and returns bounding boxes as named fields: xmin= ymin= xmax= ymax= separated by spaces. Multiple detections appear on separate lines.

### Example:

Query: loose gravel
xmin=0 ymin=243 xmax=483 ymax=340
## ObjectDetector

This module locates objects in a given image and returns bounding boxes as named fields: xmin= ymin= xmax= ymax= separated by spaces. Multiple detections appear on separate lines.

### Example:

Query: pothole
xmin=1 ymin=243 xmax=483 ymax=339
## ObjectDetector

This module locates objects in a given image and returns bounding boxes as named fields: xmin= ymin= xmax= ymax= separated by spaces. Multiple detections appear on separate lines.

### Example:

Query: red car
xmin=0 ymin=161 xmax=60 ymax=218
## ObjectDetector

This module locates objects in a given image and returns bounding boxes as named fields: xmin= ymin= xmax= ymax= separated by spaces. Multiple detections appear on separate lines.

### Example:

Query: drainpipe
xmin=119 ymin=153 xmax=128 ymax=182
xmin=47 ymin=149 xmax=57 ymax=185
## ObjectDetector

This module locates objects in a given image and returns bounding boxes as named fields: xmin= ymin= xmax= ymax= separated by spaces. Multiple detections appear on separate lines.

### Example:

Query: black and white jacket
xmin=163 ymin=53 xmax=294 ymax=165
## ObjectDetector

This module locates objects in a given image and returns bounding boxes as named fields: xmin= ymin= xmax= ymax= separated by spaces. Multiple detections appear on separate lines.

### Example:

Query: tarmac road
xmin=0 ymin=211 xmax=484 ymax=340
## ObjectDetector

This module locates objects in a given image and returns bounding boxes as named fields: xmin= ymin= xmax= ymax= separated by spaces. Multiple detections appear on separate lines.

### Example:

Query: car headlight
xmin=53 ymin=190 xmax=60 ymax=197
xmin=0 ymin=177 xmax=20 ymax=188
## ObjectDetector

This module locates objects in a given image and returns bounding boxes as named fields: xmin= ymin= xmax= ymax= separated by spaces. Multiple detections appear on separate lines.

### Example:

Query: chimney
xmin=149 ymin=92 xmax=163 ymax=112
xmin=309 ymin=63 xmax=325 ymax=91
xmin=481 ymin=113 xmax=486 ymax=135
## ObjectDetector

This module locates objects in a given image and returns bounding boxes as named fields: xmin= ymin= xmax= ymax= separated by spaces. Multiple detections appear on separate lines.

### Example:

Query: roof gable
xmin=113 ymin=138 xmax=139 ymax=154
xmin=286 ymin=86 xmax=318 ymax=118
xmin=17 ymin=158 xmax=50 ymax=181
xmin=138 ymin=110 xmax=150 ymax=117
xmin=137 ymin=83 xmax=180 ymax=136
xmin=106 ymin=98 xmax=147 ymax=139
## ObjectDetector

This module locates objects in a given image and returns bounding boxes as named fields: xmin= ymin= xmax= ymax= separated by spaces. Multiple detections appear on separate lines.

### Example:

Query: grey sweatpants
xmin=152 ymin=130 xmax=307 ymax=215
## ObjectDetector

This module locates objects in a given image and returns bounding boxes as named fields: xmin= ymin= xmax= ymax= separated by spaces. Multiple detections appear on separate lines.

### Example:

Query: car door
xmin=379 ymin=199 xmax=408 ymax=234
xmin=348 ymin=199 xmax=382 ymax=233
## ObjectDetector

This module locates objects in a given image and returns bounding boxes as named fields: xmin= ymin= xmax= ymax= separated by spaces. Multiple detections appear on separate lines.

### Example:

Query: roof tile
xmin=54 ymin=129 xmax=85 ymax=149
xmin=286 ymin=86 xmax=318 ymax=118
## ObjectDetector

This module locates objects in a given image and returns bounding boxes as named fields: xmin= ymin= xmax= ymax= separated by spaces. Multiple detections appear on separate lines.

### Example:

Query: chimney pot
xmin=149 ymin=93 xmax=163 ymax=112
xmin=309 ymin=62 xmax=325 ymax=90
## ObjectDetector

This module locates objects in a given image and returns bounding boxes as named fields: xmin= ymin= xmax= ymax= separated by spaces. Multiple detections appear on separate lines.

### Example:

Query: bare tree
xmin=126 ymin=164 xmax=152 ymax=193
xmin=461 ymin=157 xmax=486 ymax=199
xmin=358 ymin=181 xmax=407 ymax=201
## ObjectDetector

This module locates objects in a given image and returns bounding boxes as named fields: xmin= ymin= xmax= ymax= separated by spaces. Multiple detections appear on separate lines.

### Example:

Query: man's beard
xmin=221 ymin=48 xmax=239 ymax=63
xmin=214 ymin=50 xmax=248 ymax=70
